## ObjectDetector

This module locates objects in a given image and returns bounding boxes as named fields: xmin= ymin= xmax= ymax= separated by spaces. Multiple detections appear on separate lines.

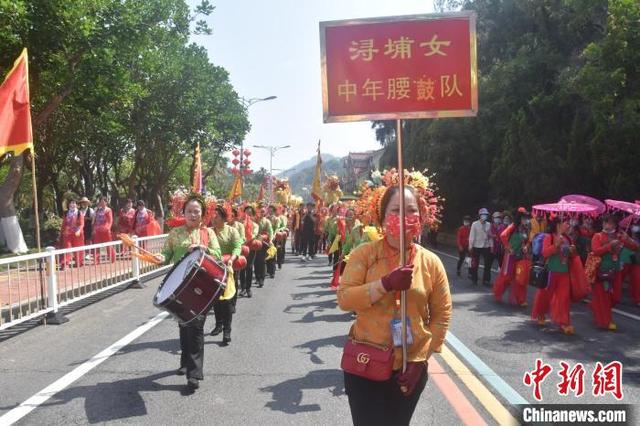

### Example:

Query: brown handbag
xmin=341 ymin=337 xmax=395 ymax=382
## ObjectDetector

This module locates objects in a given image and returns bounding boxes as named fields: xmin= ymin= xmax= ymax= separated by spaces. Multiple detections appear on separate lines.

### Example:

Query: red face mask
xmin=384 ymin=213 xmax=422 ymax=238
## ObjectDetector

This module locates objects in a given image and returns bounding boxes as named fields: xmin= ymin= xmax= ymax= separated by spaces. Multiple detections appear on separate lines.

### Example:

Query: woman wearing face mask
xmin=59 ymin=199 xmax=85 ymax=269
xmin=531 ymin=216 xmax=578 ymax=335
xmin=490 ymin=211 xmax=506 ymax=268
xmin=338 ymin=185 xmax=452 ymax=426
xmin=154 ymin=194 xmax=221 ymax=391
xmin=456 ymin=215 xmax=472 ymax=277
xmin=590 ymin=214 xmax=639 ymax=330
xmin=493 ymin=208 xmax=531 ymax=306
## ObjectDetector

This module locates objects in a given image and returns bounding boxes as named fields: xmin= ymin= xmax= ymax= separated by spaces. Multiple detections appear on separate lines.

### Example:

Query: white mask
xmin=632 ymin=225 xmax=640 ymax=234
xmin=463 ymin=221 xmax=470 ymax=226
xmin=493 ymin=218 xmax=502 ymax=225
xmin=503 ymin=219 xmax=512 ymax=225
xmin=480 ymin=214 xmax=488 ymax=221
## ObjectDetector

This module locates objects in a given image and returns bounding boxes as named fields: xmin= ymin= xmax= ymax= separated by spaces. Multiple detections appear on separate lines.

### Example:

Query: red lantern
xmin=243 ymin=159 xmax=251 ymax=166
xmin=233 ymin=256 xmax=247 ymax=271
xmin=250 ymin=239 xmax=263 ymax=250
xmin=231 ymin=167 xmax=239 ymax=174
xmin=232 ymin=149 xmax=240 ymax=157
xmin=232 ymin=158 xmax=240 ymax=165
xmin=243 ymin=168 xmax=252 ymax=175
xmin=240 ymin=245 xmax=250 ymax=256
xmin=244 ymin=149 xmax=251 ymax=156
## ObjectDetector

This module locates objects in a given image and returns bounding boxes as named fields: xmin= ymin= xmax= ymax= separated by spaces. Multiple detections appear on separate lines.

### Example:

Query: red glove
xmin=380 ymin=265 xmax=413 ymax=292
xmin=395 ymin=361 xmax=427 ymax=396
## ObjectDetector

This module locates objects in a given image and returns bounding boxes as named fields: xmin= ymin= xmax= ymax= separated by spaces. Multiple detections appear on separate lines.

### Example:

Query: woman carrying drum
xmin=210 ymin=206 xmax=241 ymax=344
xmin=337 ymin=184 xmax=452 ymax=426
xmin=154 ymin=194 xmax=221 ymax=391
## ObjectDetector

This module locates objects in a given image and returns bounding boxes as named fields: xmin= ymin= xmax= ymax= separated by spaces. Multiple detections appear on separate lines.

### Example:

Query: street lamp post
xmin=253 ymin=144 xmax=291 ymax=203
xmin=238 ymin=96 xmax=277 ymax=201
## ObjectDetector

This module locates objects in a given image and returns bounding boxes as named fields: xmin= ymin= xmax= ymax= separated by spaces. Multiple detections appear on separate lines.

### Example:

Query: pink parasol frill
xmin=532 ymin=201 xmax=599 ymax=217
xmin=560 ymin=194 xmax=606 ymax=215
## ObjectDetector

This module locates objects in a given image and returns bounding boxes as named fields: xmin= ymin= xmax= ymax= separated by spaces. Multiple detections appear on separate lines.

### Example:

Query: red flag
xmin=0 ymin=49 xmax=33 ymax=156
xmin=191 ymin=142 xmax=202 ymax=193
xmin=311 ymin=140 xmax=323 ymax=206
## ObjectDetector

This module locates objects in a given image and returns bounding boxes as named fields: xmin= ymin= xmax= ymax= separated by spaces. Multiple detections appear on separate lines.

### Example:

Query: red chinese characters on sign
xmin=320 ymin=13 xmax=477 ymax=122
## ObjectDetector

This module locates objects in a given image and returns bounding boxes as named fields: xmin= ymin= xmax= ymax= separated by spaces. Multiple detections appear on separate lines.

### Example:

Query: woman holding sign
xmin=337 ymin=183 xmax=451 ymax=426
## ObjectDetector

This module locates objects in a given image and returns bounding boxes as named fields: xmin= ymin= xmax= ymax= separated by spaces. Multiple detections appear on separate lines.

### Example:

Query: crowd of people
xmin=456 ymin=206 xmax=640 ymax=335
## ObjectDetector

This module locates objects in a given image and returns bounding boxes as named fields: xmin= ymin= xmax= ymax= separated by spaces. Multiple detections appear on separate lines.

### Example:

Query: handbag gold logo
xmin=356 ymin=353 xmax=370 ymax=364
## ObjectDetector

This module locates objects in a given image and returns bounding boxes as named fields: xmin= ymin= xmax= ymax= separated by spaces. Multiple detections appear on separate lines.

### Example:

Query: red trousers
xmin=531 ymin=272 xmax=571 ymax=326
xmin=60 ymin=233 xmax=84 ymax=267
xmin=589 ymin=275 xmax=619 ymax=329
xmin=92 ymin=228 xmax=115 ymax=263
xmin=630 ymin=265 xmax=640 ymax=304
xmin=493 ymin=259 xmax=529 ymax=305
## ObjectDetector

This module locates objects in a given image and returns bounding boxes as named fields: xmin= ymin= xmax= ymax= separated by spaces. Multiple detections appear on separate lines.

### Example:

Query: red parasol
xmin=559 ymin=194 xmax=606 ymax=215
xmin=532 ymin=201 xmax=599 ymax=217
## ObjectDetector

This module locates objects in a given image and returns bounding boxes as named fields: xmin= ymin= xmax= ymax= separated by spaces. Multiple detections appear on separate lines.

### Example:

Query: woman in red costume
xmin=590 ymin=214 xmax=639 ymax=330
xmin=134 ymin=200 xmax=151 ymax=237
xmin=92 ymin=196 xmax=115 ymax=263
xmin=118 ymin=199 xmax=136 ymax=235
xmin=493 ymin=208 xmax=531 ymax=306
xmin=531 ymin=216 xmax=577 ymax=335
xmin=59 ymin=199 xmax=85 ymax=269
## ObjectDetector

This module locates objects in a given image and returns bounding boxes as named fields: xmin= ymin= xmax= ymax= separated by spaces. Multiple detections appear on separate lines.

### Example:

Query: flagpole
xmin=396 ymin=119 xmax=407 ymax=374
xmin=29 ymin=151 xmax=41 ymax=251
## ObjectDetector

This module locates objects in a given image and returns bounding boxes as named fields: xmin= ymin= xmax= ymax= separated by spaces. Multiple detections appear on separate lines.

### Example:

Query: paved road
xmin=0 ymin=246 xmax=638 ymax=425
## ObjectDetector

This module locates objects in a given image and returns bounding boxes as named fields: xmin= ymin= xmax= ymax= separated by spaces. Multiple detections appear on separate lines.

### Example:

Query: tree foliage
xmin=0 ymin=0 xmax=249 ymax=244
xmin=375 ymin=0 xmax=639 ymax=229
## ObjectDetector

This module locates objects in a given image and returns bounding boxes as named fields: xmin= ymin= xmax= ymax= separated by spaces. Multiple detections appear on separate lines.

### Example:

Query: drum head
xmin=155 ymin=249 xmax=202 ymax=304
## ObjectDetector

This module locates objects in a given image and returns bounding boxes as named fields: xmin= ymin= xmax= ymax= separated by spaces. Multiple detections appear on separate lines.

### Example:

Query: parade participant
xmin=134 ymin=200 xmax=151 ymax=237
xmin=239 ymin=206 xmax=259 ymax=298
xmin=577 ymin=216 xmax=596 ymax=263
xmin=118 ymin=199 xmax=136 ymax=235
xmin=456 ymin=215 xmax=472 ymax=277
xmin=59 ymin=199 xmax=85 ymax=269
xmin=493 ymin=208 xmax=531 ymax=306
xmin=627 ymin=221 xmax=640 ymax=306
xmin=468 ymin=208 xmax=494 ymax=286
xmin=490 ymin=211 xmax=506 ymax=269
xmin=338 ymin=185 xmax=451 ymax=426
xmin=531 ymin=216 xmax=577 ymax=335
xmin=274 ymin=205 xmax=288 ymax=270
xmin=301 ymin=203 xmax=316 ymax=261
xmin=254 ymin=206 xmax=273 ymax=286
xmin=502 ymin=212 xmax=512 ymax=226
xmin=154 ymin=194 xmax=221 ymax=391
xmin=92 ymin=196 xmax=115 ymax=263
xmin=78 ymin=197 xmax=95 ymax=245
xmin=210 ymin=206 xmax=240 ymax=345
xmin=326 ymin=205 xmax=339 ymax=266
xmin=292 ymin=204 xmax=305 ymax=255
xmin=266 ymin=205 xmax=279 ymax=279
xmin=529 ymin=211 xmax=547 ymax=241
xmin=228 ymin=207 xmax=245 ymax=311
xmin=590 ymin=214 xmax=638 ymax=330
xmin=341 ymin=208 xmax=362 ymax=259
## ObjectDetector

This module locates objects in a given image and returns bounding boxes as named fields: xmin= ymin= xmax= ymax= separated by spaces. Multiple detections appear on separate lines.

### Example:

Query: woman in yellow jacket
xmin=338 ymin=185 xmax=452 ymax=426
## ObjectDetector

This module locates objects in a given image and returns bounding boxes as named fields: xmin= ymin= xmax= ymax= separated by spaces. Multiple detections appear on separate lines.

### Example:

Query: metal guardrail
xmin=0 ymin=234 xmax=169 ymax=331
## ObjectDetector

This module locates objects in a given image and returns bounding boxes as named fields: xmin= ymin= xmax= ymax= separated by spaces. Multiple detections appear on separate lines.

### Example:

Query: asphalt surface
xmin=0 ymin=245 xmax=638 ymax=425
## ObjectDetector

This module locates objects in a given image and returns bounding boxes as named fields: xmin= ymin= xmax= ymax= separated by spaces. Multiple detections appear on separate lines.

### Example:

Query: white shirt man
xmin=469 ymin=208 xmax=493 ymax=251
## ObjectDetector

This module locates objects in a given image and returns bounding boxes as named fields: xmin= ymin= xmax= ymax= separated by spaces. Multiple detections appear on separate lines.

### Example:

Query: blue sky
xmin=190 ymin=1 xmax=435 ymax=172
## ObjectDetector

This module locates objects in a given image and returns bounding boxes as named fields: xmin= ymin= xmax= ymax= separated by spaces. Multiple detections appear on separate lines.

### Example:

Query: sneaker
xmin=537 ymin=316 xmax=546 ymax=326
xmin=246 ymin=289 xmax=252 ymax=298
xmin=222 ymin=331 xmax=231 ymax=345
xmin=301 ymin=256 xmax=307 ymax=262
xmin=561 ymin=325 xmax=575 ymax=335
xmin=520 ymin=302 xmax=528 ymax=308
xmin=608 ymin=322 xmax=617 ymax=331
xmin=176 ymin=367 xmax=186 ymax=376
xmin=210 ymin=325 xmax=223 ymax=336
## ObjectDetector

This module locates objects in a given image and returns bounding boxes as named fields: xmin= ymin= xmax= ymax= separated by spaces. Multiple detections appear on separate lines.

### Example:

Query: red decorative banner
xmin=320 ymin=12 xmax=477 ymax=122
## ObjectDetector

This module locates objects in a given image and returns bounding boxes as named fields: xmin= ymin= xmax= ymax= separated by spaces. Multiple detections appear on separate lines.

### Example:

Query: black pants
xmin=276 ymin=239 xmax=286 ymax=267
xmin=254 ymin=245 xmax=267 ymax=282
xmin=266 ymin=256 xmax=276 ymax=277
xmin=294 ymin=230 xmax=302 ymax=254
xmin=213 ymin=299 xmax=232 ymax=333
xmin=470 ymin=247 xmax=493 ymax=284
xmin=457 ymin=248 xmax=468 ymax=272
xmin=230 ymin=270 xmax=239 ymax=308
xmin=240 ymin=250 xmax=256 ymax=290
xmin=344 ymin=370 xmax=427 ymax=426
xmin=179 ymin=316 xmax=206 ymax=380
xmin=301 ymin=232 xmax=315 ymax=257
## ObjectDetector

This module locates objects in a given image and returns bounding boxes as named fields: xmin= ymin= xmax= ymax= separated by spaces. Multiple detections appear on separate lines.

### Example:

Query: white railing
xmin=0 ymin=234 xmax=170 ymax=331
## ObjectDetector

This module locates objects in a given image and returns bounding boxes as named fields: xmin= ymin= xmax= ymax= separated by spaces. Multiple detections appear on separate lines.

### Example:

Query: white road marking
xmin=430 ymin=248 xmax=640 ymax=322
xmin=0 ymin=311 xmax=169 ymax=425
